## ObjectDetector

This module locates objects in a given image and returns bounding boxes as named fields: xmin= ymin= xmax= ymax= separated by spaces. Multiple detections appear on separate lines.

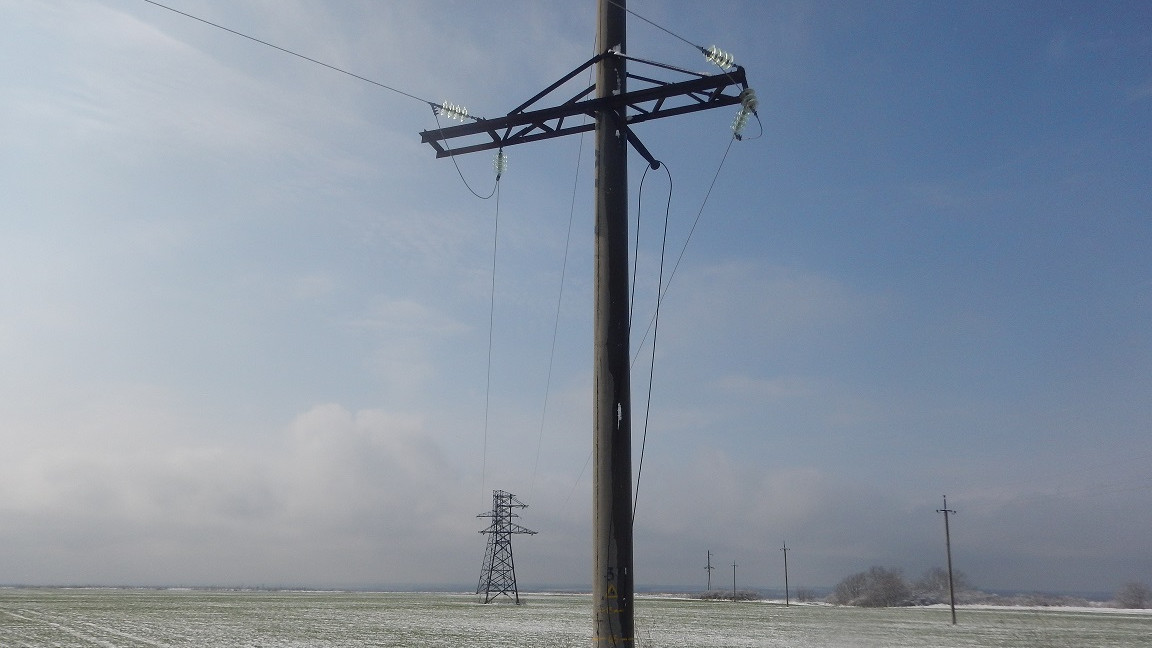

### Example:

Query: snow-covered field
xmin=1 ymin=588 xmax=1148 ymax=647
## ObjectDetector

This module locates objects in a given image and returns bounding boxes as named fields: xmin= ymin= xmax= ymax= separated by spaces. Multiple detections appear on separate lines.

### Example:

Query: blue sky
xmin=0 ymin=1 xmax=1149 ymax=594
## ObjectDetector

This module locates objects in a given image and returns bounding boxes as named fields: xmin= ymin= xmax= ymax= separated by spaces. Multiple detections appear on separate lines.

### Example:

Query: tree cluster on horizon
xmin=827 ymin=567 xmax=1151 ymax=609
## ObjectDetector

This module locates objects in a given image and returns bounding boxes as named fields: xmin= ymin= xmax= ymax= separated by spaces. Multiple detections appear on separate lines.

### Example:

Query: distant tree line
xmin=828 ymin=566 xmax=1151 ymax=609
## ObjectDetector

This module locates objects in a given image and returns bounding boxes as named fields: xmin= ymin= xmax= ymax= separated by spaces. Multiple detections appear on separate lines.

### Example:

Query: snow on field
xmin=1 ymin=588 xmax=1149 ymax=647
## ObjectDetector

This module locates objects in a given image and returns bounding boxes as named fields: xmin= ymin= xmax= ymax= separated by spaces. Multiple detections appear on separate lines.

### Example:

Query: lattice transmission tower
xmin=476 ymin=490 xmax=537 ymax=604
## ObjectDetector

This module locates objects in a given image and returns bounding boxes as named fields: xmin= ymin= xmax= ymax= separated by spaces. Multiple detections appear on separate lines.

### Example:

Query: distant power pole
xmin=936 ymin=495 xmax=958 ymax=624
xmin=731 ymin=561 xmax=738 ymax=600
xmin=706 ymin=550 xmax=715 ymax=591
xmin=780 ymin=541 xmax=790 ymax=606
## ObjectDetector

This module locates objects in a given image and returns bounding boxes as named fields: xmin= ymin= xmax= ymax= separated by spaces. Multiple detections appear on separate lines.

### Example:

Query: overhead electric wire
xmin=141 ymin=0 xmax=436 ymax=108
xmin=530 ymin=57 xmax=596 ymax=488
xmin=605 ymin=0 xmax=704 ymax=51
xmin=480 ymin=177 xmax=503 ymax=498
xmin=143 ymin=1 xmax=507 ymax=201
xmin=632 ymin=134 xmax=737 ymax=367
xmin=605 ymin=0 xmax=754 ymax=98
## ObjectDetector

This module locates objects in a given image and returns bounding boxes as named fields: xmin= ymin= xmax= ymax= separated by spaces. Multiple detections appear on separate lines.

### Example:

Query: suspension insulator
xmin=739 ymin=87 xmax=759 ymax=114
xmin=704 ymin=45 xmax=736 ymax=70
xmin=732 ymin=110 xmax=751 ymax=138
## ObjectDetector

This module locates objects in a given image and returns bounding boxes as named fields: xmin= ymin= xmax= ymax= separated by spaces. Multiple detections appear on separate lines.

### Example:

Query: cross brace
xmin=420 ymin=52 xmax=748 ymax=163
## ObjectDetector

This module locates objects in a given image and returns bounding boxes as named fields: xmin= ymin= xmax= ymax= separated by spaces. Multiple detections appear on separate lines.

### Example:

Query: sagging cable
xmin=429 ymin=102 xmax=500 ymax=199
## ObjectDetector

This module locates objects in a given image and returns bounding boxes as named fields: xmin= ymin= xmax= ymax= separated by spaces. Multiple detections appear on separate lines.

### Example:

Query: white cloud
xmin=0 ymin=401 xmax=481 ymax=586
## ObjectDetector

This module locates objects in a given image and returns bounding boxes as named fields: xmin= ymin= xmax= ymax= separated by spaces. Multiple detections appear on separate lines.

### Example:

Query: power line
xmin=142 ymin=0 xmax=504 ymax=200
xmin=632 ymin=134 xmax=738 ymax=367
xmin=604 ymin=0 xmax=759 ymax=108
xmin=605 ymin=0 xmax=703 ymax=52
xmin=531 ymin=51 xmax=596 ymax=489
xmin=480 ymin=175 xmax=503 ymax=499
xmin=530 ymin=133 xmax=583 ymax=487
xmin=140 ymin=0 xmax=437 ymax=109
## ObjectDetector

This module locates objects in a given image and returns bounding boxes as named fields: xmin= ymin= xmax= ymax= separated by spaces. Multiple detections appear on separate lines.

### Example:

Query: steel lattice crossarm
xmin=477 ymin=519 xmax=538 ymax=535
xmin=420 ymin=51 xmax=748 ymax=161
xmin=476 ymin=491 xmax=537 ymax=536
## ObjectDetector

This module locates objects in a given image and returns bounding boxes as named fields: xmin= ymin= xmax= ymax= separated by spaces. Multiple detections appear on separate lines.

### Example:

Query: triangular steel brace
xmin=620 ymin=117 xmax=660 ymax=170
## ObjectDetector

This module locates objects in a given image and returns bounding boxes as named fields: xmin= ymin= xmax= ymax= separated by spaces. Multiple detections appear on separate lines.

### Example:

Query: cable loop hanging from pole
xmin=429 ymin=103 xmax=501 ymax=199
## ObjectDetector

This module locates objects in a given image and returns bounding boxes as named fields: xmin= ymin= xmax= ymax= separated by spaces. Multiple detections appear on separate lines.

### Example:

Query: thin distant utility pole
xmin=731 ymin=561 xmax=738 ymax=601
xmin=780 ymin=541 xmax=790 ymax=606
xmin=936 ymin=495 xmax=958 ymax=625
xmin=706 ymin=550 xmax=715 ymax=590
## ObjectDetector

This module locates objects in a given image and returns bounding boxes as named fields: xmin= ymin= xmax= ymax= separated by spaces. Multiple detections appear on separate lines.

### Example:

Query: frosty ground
xmin=1 ymin=588 xmax=1149 ymax=647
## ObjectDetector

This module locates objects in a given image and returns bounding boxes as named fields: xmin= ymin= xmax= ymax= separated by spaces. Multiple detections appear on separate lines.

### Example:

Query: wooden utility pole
xmin=936 ymin=495 xmax=957 ymax=625
xmin=593 ymin=0 xmax=633 ymax=644
xmin=780 ymin=541 xmax=790 ymax=606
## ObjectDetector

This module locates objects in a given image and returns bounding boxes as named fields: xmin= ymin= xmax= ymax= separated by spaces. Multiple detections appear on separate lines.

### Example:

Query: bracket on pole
xmin=419 ymin=51 xmax=748 ymax=165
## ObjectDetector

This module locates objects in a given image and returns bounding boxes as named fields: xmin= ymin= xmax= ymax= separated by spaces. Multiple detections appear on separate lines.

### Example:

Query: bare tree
xmin=831 ymin=571 xmax=869 ymax=605
xmin=1115 ymin=582 xmax=1151 ymax=609
xmin=830 ymin=567 xmax=911 ymax=607
xmin=914 ymin=567 xmax=971 ymax=603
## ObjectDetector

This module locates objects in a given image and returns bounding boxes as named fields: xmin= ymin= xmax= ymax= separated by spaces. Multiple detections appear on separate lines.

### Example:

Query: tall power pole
xmin=420 ymin=2 xmax=752 ymax=642
xmin=592 ymin=1 xmax=633 ymax=642
xmin=705 ymin=549 xmax=715 ymax=591
xmin=780 ymin=541 xmax=790 ymax=606
xmin=936 ymin=495 xmax=958 ymax=625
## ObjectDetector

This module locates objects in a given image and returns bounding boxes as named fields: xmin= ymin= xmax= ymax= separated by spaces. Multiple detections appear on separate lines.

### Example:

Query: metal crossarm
xmin=420 ymin=53 xmax=747 ymax=159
